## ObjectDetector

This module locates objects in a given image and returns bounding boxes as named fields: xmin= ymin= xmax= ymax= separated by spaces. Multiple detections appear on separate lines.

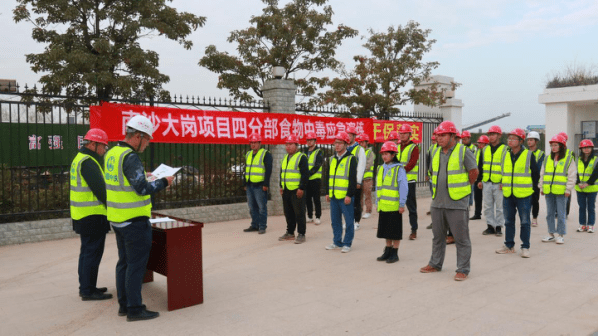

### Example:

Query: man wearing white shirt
xmin=346 ymin=126 xmax=366 ymax=230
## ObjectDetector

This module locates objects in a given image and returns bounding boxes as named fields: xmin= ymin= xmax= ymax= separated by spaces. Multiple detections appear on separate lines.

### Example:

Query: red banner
xmin=90 ymin=103 xmax=422 ymax=144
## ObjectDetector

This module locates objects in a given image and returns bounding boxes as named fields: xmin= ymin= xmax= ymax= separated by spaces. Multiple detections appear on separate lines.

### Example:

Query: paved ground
xmin=2 ymin=194 xmax=598 ymax=336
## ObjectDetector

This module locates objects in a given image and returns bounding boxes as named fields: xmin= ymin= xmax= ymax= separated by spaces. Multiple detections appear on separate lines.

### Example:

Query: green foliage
xmin=199 ymin=0 xmax=358 ymax=102
xmin=13 ymin=0 xmax=206 ymax=106
xmin=316 ymin=21 xmax=458 ymax=118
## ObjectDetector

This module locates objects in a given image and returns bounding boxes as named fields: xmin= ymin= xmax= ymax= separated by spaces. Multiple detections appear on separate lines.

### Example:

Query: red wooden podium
xmin=143 ymin=213 xmax=204 ymax=311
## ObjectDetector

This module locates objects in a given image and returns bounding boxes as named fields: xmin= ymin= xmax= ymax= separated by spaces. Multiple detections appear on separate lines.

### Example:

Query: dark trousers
xmin=407 ymin=182 xmax=418 ymax=231
xmin=78 ymin=233 xmax=107 ymax=296
xmin=305 ymin=179 xmax=322 ymax=219
xmin=283 ymin=189 xmax=307 ymax=235
xmin=503 ymin=196 xmax=531 ymax=249
xmin=531 ymin=188 xmax=540 ymax=219
xmin=473 ymin=182 xmax=483 ymax=217
xmin=354 ymin=188 xmax=362 ymax=223
xmin=113 ymin=219 xmax=152 ymax=314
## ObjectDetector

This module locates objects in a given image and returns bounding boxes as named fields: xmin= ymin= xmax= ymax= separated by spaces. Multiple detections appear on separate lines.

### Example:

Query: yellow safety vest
xmin=376 ymin=165 xmax=401 ymax=212
xmin=482 ymin=144 xmax=507 ymax=183
xmin=543 ymin=154 xmax=572 ymax=195
xmin=575 ymin=157 xmax=598 ymax=193
xmin=431 ymin=143 xmax=471 ymax=200
xmin=533 ymin=149 xmax=545 ymax=164
xmin=363 ymin=147 xmax=375 ymax=179
xmin=475 ymin=147 xmax=482 ymax=165
xmin=281 ymin=152 xmax=305 ymax=190
xmin=328 ymin=154 xmax=353 ymax=199
xmin=502 ymin=148 xmax=534 ymax=198
xmin=70 ymin=152 xmax=106 ymax=220
xmin=105 ymin=145 xmax=151 ymax=222
xmin=245 ymin=148 xmax=267 ymax=183
xmin=307 ymin=148 xmax=322 ymax=180
xmin=399 ymin=143 xmax=419 ymax=182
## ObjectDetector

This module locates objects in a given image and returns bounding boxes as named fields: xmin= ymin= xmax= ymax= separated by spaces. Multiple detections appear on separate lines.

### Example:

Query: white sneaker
xmin=354 ymin=222 xmax=360 ymax=230
xmin=577 ymin=225 xmax=587 ymax=232
xmin=341 ymin=246 xmax=351 ymax=253
xmin=588 ymin=226 xmax=595 ymax=233
xmin=531 ymin=218 xmax=538 ymax=227
xmin=521 ymin=248 xmax=530 ymax=258
xmin=362 ymin=213 xmax=371 ymax=219
xmin=495 ymin=245 xmax=516 ymax=254
xmin=556 ymin=236 xmax=565 ymax=244
xmin=307 ymin=217 xmax=314 ymax=223
xmin=314 ymin=218 xmax=321 ymax=225
xmin=325 ymin=244 xmax=339 ymax=250
xmin=542 ymin=235 xmax=555 ymax=242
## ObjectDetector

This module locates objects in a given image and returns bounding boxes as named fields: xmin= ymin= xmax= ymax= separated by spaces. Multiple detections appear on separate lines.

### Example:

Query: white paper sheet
xmin=149 ymin=164 xmax=181 ymax=180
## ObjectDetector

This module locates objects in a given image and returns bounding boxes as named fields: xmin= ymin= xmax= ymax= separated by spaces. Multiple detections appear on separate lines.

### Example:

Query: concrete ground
xmin=2 ymin=194 xmax=598 ymax=336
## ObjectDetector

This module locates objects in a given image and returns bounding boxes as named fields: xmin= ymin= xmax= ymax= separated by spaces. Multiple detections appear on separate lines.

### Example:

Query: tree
xmin=199 ymin=0 xmax=357 ymax=102
xmin=13 ymin=0 xmax=206 ymax=104
xmin=316 ymin=21 xmax=457 ymax=119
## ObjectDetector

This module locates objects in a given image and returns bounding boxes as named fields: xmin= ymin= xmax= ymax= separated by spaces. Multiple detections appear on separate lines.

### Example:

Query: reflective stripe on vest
xmin=502 ymin=149 xmax=534 ymax=198
xmin=363 ymin=148 xmax=374 ymax=179
xmin=307 ymin=148 xmax=322 ymax=180
xmin=282 ymin=152 xmax=305 ymax=190
xmin=576 ymin=157 xmax=598 ymax=193
xmin=399 ymin=143 xmax=419 ymax=182
xmin=70 ymin=152 xmax=106 ymax=220
xmin=431 ymin=143 xmax=471 ymax=201
xmin=245 ymin=148 xmax=267 ymax=183
xmin=482 ymin=144 xmax=507 ymax=183
xmin=543 ymin=154 xmax=572 ymax=195
xmin=475 ymin=147 xmax=482 ymax=165
xmin=105 ymin=145 xmax=151 ymax=222
xmin=533 ymin=149 xmax=545 ymax=164
xmin=376 ymin=165 xmax=400 ymax=212
xmin=328 ymin=154 xmax=352 ymax=199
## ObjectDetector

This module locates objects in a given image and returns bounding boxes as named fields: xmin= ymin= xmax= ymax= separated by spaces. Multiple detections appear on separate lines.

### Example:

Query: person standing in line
xmin=575 ymin=140 xmax=598 ymax=233
xmin=526 ymin=131 xmax=545 ymax=227
xmin=559 ymin=132 xmax=575 ymax=217
xmin=461 ymin=130 xmax=476 ymax=209
xmin=105 ymin=115 xmax=173 ymax=321
xmin=278 ymin=135 xmax=309 ymax=244
xmin=495 ymin=129 xmax=539 ymax=258
xmin=346 ymin=126 xmax=366 ymax=230
xmin=398 ymin=124 xmax=420 ymax=240
xmin=71 ymin=128 xmax=112 ymax=301
xmin=477 ymin=125 xmax=508 ymax=236
xmin=425 ymin=130 xmax=438 ymax=228
xmin=243 ymin=133 xmax=273 ymax=234
xmin=357 ymin=133 xmax=375 ymax=220
xmin=470 ymin=135 xmax=489 ymax=220
xmin=375 ymin=141 xmax=408 ymax=264
xmin=304 ymin=132 xmax=323 ymax=225
xmin=539 ymin=134 xmax=576 ymax=244
xmin=325 ymin=132 xmax=358 ymax=253
xmin=420 ymin=121 xmax=478 ymax=281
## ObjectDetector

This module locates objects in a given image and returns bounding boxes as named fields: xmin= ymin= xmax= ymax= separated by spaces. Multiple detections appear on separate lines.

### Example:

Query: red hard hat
xmin=435 ymin=121 xmax=458 ymax=135
xmin=334 ymin=131 xmax=350 ymax=144
xmin=398 ymin=124 xmax=412 ymax=133
xmin=431 ymin=135 xmax=437 ymax=141
xmin=248 ymin=133 xmax=262 ymax=142
xmin=346 ymin=126 xmax=358 ymax=135
xmin=356 ymin=133 xmax=370 ymax=142
xmin=305 ymin=132 xmax=317 ymax=140
xmin=509 ymin=128 xmax=526 ymax=140
xmin=433 ymin=128 xmax=438 ymax=135
xmin=477 ymin=135 xmax=490 ymax=144
xmin=285 ymin=134 xmax=300 ymax=144
xmin=580 ymin=139 xmax=594 ymax=148
xmin=84 ymin=128 xmax=108 ymax=145
xmin=380 ymin=141 xmax=398 ymax=153
xmin=558 ymin=132 xmax=569 ymax=141
xmin=388 ymin=131 xmax=399 ymax=140
xmin=461 ymin=130 xmax=471 ymax=138
xmin=549 ymin=134 xmax=567 ymax=146
xmin=488 ymin=125 xmax=502 ymax=134
xmin=455 ymin=131 xmax=461 ymax=138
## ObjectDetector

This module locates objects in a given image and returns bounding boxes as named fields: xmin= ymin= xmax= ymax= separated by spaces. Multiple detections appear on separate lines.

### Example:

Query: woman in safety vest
xmin=375 ymin=141 xmax=408 ymax=264
xmin=575 ymin=140 xmax=598 ymax=233
xmin=539 ymin=134 xmax=576 ymax=244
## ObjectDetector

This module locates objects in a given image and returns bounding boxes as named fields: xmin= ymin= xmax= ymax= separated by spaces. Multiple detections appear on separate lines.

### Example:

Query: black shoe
xmin=426 ymin=223 xmax=433 ymax=229
xmin=127 ymin=308 xmax=160 ymax=322
xmin=469 ymin=215 xmax=481 ymax=220
xmin=79 ymin=287 xmax=108 ymax=297
xmin=482 ymin=225 xmax=495 ymax=235
xmin=243 ymin=226 xmax=259 ymax=232
xmin=495 ymin=226 xmax=503 ymax=236
xmin=386 ymin=248 xmax=399 ymax=263
xmin=118 ymin=306 xmax=128 ymax=317
xmin=258 ymin=229 xmax=266 ymax=234
xmin=81 ymin=291 xmax=113 ymax=301
xmin=377 ymin=246 xmax=392 ymax=261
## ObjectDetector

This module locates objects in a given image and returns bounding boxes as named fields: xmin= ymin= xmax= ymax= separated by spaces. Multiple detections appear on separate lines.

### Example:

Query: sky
xmin=1 ymin=0 xmax=597 ymax=132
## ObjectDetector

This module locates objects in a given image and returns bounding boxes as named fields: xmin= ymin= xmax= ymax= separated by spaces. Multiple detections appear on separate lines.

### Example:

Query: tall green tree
xmin=13 ymin=0 xmax=206 ymax=104
xmin=199 ymin=0 xmax=357 ymax=102
xmin=316 ymin=21 xmax=457 ymax=119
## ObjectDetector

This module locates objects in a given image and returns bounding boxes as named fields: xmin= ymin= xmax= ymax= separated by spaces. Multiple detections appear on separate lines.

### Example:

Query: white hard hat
xmin=527 ymin=131 xmax=540 ymax=140
xmin=126 ymin=115 xmax=154 ymax=139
